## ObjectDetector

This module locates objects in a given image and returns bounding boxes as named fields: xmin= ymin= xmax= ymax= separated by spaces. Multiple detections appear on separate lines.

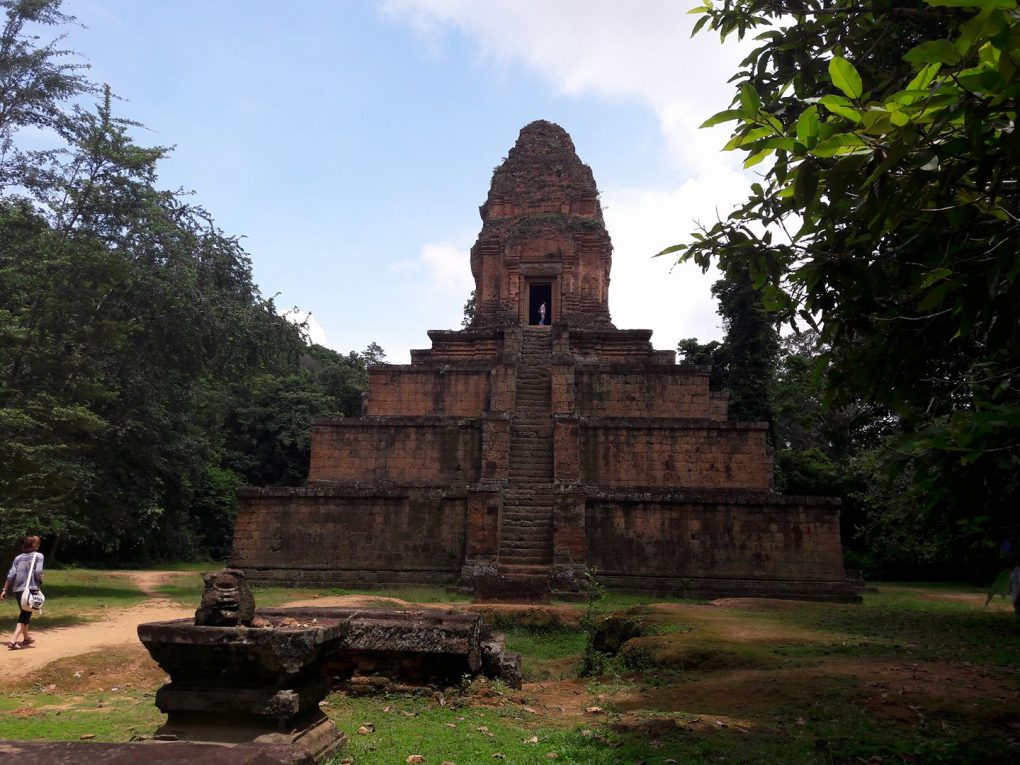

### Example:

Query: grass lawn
xmin=8 ymin=569 xmax=150 ymax=629
xmin=2 ymin=575 xmax=1017 ymax=764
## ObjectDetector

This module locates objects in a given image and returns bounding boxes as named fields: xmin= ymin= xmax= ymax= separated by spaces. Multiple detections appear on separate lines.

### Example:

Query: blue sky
xmin=61 ymin=0 xmax=749 ymax=361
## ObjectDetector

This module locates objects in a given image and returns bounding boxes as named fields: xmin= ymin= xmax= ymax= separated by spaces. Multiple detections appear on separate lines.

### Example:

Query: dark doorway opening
xmin=529 ymin=283 xmax=552 ymax=325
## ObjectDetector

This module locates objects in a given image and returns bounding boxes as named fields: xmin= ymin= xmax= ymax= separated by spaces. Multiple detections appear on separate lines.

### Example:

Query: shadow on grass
xmin=760 ymin=593 xmax=1020 ymax=667
xmin=42 ymin=584 xmax=148 ymax=602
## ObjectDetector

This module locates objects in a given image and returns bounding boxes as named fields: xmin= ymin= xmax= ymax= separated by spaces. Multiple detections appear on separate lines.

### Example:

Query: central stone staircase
xmin=496 ymin=328 xmax=555 ymax=596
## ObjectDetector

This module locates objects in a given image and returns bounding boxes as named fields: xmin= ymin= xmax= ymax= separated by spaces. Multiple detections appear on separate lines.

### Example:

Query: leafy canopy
xmin=668 ymin=0 xmax=1020 ymax=550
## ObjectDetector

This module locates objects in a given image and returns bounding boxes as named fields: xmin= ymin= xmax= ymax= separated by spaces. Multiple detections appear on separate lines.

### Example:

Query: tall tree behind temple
xmin=712 ymin=259 xmax=778 ymax=431
xmin=678 ymin=260 xmax=778 ymax=436
xmin=0 ymin=0 xmax=373 ymax=561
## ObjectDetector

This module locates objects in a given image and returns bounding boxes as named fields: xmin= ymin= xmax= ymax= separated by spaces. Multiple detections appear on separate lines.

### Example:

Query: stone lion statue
xmin=194 ymin=568 xmax=255 ymax=627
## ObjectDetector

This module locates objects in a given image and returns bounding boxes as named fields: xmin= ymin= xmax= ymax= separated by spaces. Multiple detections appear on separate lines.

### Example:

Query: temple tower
xmin=231 ymin=121 xmax=859 ymax=603
xmin=470 ymin=120 xmax=613 ymax=329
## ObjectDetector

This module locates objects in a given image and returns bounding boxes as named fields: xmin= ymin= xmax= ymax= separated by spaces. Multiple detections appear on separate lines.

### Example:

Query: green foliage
xmin=0 ymin=0 xmax=96 ymax=188
xmin=461 ymin=288 xmax=476 ymax=327
xmin=711 ymin=259 xmax=779 ymax=427
xmin=674 ymin=0 xmax=1020 ymax=565
xmin=677 ymin=260 xmax=778 ymax=431
xmin=223 ymin=344 xmax=374 ymax=488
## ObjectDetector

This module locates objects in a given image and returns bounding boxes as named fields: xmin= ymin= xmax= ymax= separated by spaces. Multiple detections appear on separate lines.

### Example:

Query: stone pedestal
xmin=137 ymin=616 xmax=349 ymax=760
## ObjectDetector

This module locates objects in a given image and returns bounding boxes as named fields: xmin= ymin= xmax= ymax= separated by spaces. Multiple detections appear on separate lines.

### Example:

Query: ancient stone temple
xmin=232 ymin=120 xmax=857 ymax=601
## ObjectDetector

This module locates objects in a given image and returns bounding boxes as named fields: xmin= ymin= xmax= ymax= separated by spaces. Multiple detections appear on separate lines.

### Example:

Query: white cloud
xmin=420 ymin=241 xmax=474 ymax=296
xmin=604 ymin=164 xmax=750 ymax=348
xmin=380 ymin=0 xmax=748 ymax=174
xmin=388 ymin=258 xmax=421 ymax=276
xmin=281 ymin=308 xmax=329 ymax=347
xmin=381 ymin=0 xmax=755 ymax=348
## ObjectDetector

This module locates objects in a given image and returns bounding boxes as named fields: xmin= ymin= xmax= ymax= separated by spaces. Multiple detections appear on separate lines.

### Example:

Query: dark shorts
xmin=13 ymin=591 xmax=32 ymax=624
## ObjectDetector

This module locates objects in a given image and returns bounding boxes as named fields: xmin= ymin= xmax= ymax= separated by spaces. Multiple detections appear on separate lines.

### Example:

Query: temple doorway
xmin=528 ymin=283 xmax=552 ymax=325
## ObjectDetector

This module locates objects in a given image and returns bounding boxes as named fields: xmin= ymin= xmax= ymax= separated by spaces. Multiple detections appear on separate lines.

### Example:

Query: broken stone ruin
xmin=135 ymin=569 xmax=522 ymax=760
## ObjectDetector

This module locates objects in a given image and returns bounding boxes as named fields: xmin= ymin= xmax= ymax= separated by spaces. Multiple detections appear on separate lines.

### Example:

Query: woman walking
xmin=2 ymin=535 xmax=44 ymax=649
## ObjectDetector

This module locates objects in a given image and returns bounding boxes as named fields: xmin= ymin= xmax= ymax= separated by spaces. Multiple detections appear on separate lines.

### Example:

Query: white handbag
xmin=19 ymin=552 xmax=45 ymax=612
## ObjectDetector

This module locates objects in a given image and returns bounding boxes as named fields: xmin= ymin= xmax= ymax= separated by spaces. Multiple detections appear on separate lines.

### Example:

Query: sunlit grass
xmin=6 ymin=573 xmax=1019 ymax=763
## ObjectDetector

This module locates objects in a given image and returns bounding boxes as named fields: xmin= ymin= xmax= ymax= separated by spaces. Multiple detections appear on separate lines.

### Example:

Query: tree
xmin=712 ymin=259 xmax=779 ymax=428
xmin=669 ymin=0 xmax=1020 ymax=564
xmin=677 ymin=337 xmax=725 ymax=391
xmin=0 ymin=0 xmax=382 ymax=561
xmin=677 ymin=260 xmax=778 ymax=430
xmin=462 ymin=289 xmax=476 ymax=328
xmin=0 ymin=0 xmax=94 ymax=188
xmin=224 ymin=343 xmax=378 ymax=488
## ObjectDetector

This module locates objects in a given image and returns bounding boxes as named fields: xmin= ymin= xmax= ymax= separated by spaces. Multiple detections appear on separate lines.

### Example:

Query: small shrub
xmin=579 ymin=568 xmax=609 ymax=677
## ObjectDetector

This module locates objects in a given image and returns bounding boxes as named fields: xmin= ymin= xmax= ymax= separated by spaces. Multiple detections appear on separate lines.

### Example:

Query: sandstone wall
xmin=366 ymin=366 xmax=491 ymax=416
xmin=308 ymin=418 xmax=482 ymax=483
xmin=232 ymin=487 xmax=466 ymax=585
xmin=576 ymin=367 xmax=724 ymax=420
xmin=584 ymin=491 xmax=851 ymax=598
xmin=579 ymin=421 xmax=772 ymax=490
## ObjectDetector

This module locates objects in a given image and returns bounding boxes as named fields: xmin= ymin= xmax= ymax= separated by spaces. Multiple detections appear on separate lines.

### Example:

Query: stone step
xmin=497 ymin=562 xmax=551 ymax=573
xmin=500 ymin=527 xmax=552 ymax=537
xmin=499 ymin=540 xmax=551 ymax=550
xmin=499 ymin=546 xmax=552 ymax=556
xmin=501 ymin=514 xmax=553 ymax=523
xmin=499 ymin=534 xmax=552 ymax=544
xmin=499 ymin=538 xmax=552 ymax=549
xmin=501 ymin=518 xmax=551 ymax=528
xmin=497 ymin=558 xmax=554 ymax=571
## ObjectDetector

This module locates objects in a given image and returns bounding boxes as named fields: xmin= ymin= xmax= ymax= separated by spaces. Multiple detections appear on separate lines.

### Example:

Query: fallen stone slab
xmin=0 ymin=740 xmax=314 ymax=765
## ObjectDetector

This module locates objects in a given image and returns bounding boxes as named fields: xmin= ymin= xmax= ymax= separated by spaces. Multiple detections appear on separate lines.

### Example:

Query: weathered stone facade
xmin=232 ymin=120 xmax=858 ymax=601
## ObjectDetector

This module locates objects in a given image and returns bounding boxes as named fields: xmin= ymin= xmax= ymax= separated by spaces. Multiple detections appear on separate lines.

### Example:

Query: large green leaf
xmin=818 ymin=95 xmax=862 ymax=122
xmin=904 ymin=39 xmax=963 ymax=65
xmin=700 ymin=109 xmax=745 ymax=128
xmin=795 ymin=106 xmax=820 ymax=145
xmin=829 ymin=56 xmax=863 ymax=99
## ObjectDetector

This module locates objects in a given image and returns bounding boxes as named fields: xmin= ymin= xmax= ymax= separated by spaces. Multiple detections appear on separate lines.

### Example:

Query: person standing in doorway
xmin=538 ymin=301 xmax=547 ymax=325
xmin=2 ymin=535 xmax=44 ymax=649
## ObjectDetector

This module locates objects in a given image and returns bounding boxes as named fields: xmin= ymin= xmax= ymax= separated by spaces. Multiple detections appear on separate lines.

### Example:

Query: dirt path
xmin=0 ymin=571 xmax=192 ymax=680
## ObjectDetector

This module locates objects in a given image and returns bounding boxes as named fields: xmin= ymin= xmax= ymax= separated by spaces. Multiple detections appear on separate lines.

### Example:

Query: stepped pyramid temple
xmin=232 ymin=121 xmax=858 ymax=601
